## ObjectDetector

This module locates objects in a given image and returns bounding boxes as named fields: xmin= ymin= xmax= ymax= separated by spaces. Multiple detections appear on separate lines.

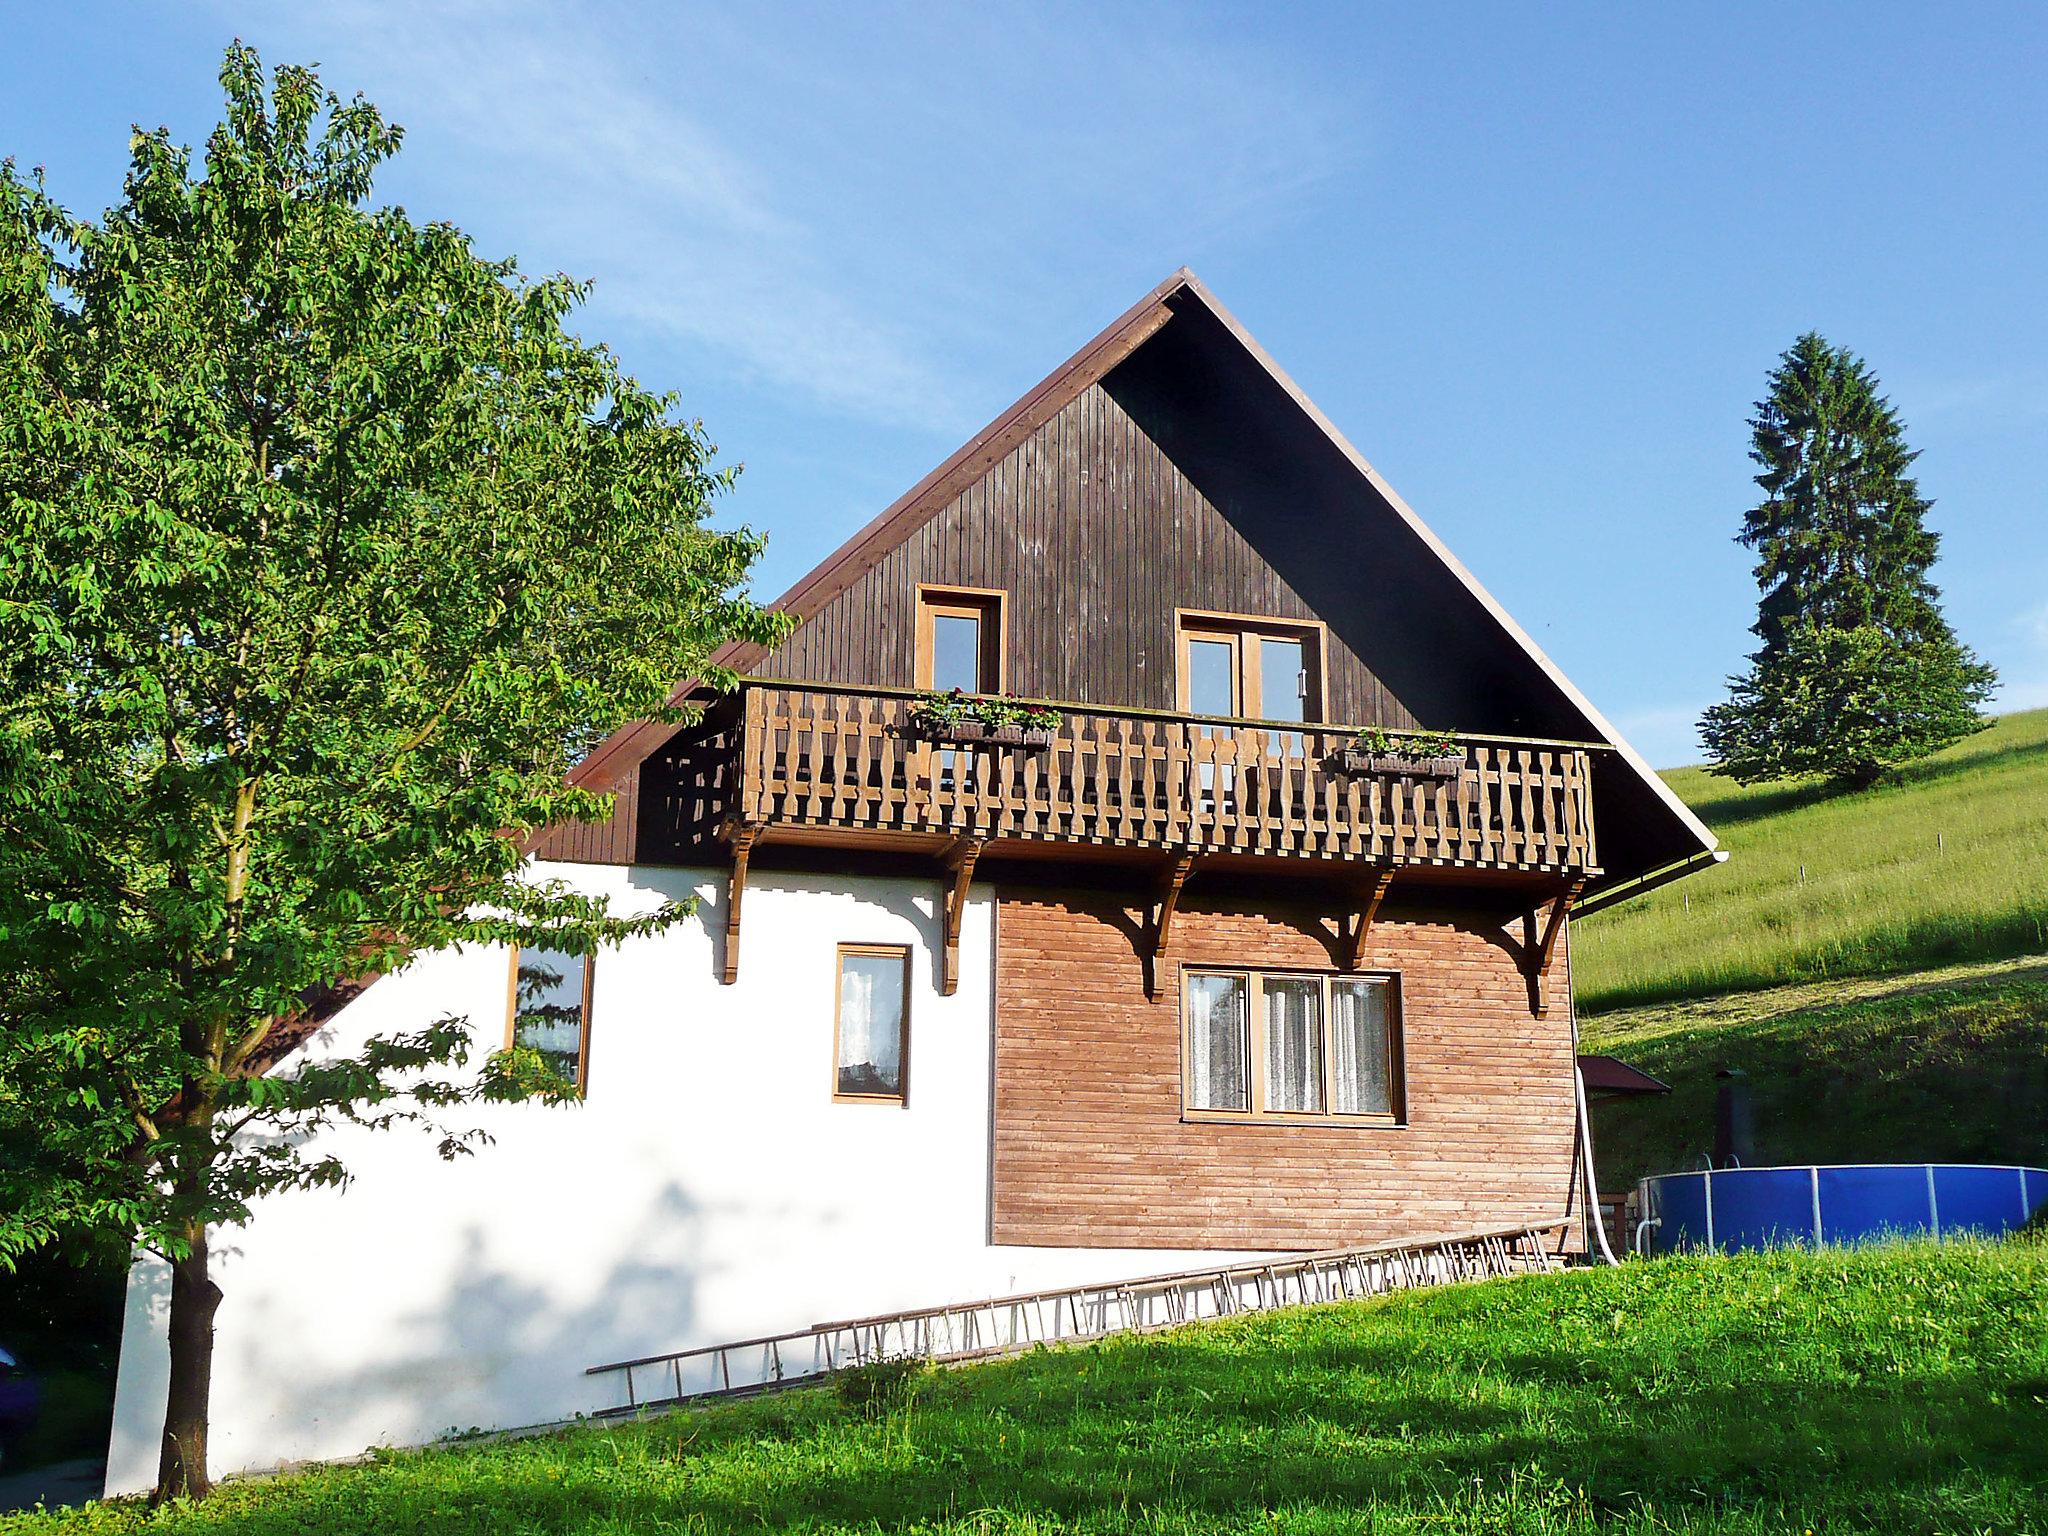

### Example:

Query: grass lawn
xmin=1581 ymin=954 xmax=2048 ymax=1193
xmin=1575 ymin=707 xmax=2048 ymax=1011
xmin=7 ymin=1240 xmax=2046 ymax=1534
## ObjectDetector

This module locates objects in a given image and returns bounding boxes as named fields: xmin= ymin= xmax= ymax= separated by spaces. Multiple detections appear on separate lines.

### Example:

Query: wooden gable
xmin=753 ymin=374 xmax=1420 ymax=725
xmin=548 ymin=271 xmax=1719 ymax=897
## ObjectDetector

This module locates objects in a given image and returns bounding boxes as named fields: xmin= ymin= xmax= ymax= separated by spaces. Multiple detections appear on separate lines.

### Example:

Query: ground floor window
xmin=1181 ymin=968 xmax=1402 ymax=1125
xmin=835 ymin=944 xmax=911 ymax=1103
xmin=506 ymin=946 xmax=593 ymax=1092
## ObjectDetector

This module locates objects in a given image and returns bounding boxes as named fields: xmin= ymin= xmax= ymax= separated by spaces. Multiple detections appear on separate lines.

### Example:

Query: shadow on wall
xmin=691 ymin=862 xmax=946 ymax=995
xmin=1100 ymin=311 xmax=1576 ymax=740
xmin=228 ymin=1180 xmax=715 ymax=1449
xmin=196 ymin=1174 xmax=882 ymax=1480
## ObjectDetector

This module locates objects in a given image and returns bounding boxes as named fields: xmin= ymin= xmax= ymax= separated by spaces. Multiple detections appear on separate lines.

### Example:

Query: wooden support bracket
xmin=720 ymin=821 xmax=765 ymax=986
xmin=1142 ymin=853 xmax=1198 ymax=998
xmin=939 ymin=837 xmax=986 ymax=997
xmin=1518 ymin=877 xmax=1585 ymax=1016
xmin=1344 ymin=867 xmax=1396 ymax=972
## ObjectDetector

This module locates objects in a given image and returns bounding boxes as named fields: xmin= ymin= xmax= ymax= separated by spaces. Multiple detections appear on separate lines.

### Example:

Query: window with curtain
xmin=1183 ymin=968 xmax=1402 ymax=1124
xmin=1263 ymin=977 xmax=1324 ymax=1113
xmin=1185 ymin=972 xmax=1249 ymax=1111
xmin=835 ymin=945 xmax=910 ymax=1102
xmin=508 ymin=947 xmax=591 ymax=1091
xmin=1330 ymin=977 xmax=1395 ymax=1116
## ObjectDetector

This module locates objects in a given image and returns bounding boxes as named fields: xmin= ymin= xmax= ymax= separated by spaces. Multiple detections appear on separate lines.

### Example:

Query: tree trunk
xmin=155 ymin=1221 xmax=222 ymax=1502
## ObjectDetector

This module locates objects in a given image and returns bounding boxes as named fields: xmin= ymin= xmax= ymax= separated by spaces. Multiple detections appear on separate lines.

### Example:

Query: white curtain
xmin=838 ymin=953 xmax=904 ymax=1094
xmin=1264 ymin=978 xmax=1323 ymax=1113
xmin=1186 ymin=973 xmax=1247 ymax=1110
xmin=1331 ymin=978 xmax=1392 ymax=1115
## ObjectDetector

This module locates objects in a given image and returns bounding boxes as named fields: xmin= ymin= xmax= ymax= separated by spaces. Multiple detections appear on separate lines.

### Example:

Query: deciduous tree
xmin=0 ymin=46 xmax=787 ymax=1500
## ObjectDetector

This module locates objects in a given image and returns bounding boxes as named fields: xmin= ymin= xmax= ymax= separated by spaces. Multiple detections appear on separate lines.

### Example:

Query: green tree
xmin=1702 ymin=333 xmax=1994 ymax=789
xmin=0 ymin=47 xmax=788 ymax=1501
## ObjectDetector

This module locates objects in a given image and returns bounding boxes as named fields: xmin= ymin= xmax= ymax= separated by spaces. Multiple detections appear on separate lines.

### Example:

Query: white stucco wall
xmin=106 ymin=863 xmax=1273 ymax=1493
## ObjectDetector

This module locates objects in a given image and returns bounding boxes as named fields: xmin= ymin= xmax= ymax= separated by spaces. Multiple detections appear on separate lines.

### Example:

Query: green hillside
xmin=1575 ymin=707 xmax=2048 ymax=1012
xmin=1582 ymin=954 xmax=2048 ymax=1192
xmin=10 ymin=1242 xmax=2044 ymax=1535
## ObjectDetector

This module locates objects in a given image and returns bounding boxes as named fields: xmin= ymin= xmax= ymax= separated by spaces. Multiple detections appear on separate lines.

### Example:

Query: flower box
xmin=1330 ymin=749 xmax=1465 ymax=780
xmin=922 ymin=720 xmax=1055 ymax=750
xmin=993 ymin=725 xmax=1057 ymax=748
xmin=909 ymin=690 xmax=1063 ymax=748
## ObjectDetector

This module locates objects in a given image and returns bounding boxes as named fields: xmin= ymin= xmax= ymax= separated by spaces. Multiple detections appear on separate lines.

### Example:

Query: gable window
xmin=916 ymin=586 xmax=1006 ymax=694
xmin=507 ymin=947 xmax=593 ymax=1092
xmin=1182 ymin=968 xmax=1403 ymax=1125
xmin=835 ymin=944 xmax=911 ymax=1103
xmin=1176 ymin=611 xmax=1323 ymax=723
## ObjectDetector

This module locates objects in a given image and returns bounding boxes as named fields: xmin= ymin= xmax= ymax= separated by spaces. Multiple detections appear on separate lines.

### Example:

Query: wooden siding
xmin=757 ymin=381 xmax=1420 ymax=728
xmin=991 ymin=886 xmax=1583 ymax=1251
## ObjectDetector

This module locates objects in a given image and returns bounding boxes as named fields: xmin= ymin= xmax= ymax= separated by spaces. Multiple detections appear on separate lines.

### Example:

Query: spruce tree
xmin=1701 ymin=333 xmax=1995 ymax=789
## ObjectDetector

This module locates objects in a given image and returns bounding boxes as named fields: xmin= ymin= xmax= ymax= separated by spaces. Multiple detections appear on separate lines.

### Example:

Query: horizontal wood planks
xmin=991 ymin=886 xmax=1582 ymax=1251
xmin=756 ymin=382 xmax=1418 ymax=728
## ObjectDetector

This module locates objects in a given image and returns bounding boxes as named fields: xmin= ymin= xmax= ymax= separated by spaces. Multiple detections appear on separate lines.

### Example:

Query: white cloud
xmin=203 ymin=0 xmax=1359 ymax=436
xmin=210 ymin=0 xmax=964 ymax=430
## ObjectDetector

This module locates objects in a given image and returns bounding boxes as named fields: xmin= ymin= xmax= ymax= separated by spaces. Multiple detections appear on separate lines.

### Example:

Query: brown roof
xmin=1578 ymin=1053 xmax=1673 ymax=1097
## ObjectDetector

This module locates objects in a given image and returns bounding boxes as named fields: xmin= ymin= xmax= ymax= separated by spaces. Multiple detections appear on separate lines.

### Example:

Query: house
xmin=104 ymin=270 xmax=1720 ymax=1491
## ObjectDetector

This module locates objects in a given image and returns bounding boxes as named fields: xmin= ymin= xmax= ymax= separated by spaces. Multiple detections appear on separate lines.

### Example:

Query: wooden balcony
xmin=711 ymin=683 xmax=1604 ymax=995
xmin=729 ymin=683 xmax=1599 ymax=876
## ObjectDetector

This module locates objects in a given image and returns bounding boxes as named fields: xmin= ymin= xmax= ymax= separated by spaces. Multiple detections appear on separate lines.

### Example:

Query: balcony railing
xmin=731 ymin=683 xmax=1600 ymax=876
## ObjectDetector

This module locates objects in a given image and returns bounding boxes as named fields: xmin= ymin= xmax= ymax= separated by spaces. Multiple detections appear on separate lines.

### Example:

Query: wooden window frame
xmin=1178 ymin=964 xmax=1405 ymax=1128
xmin=832 ymin=942 xmax=913 ymax=1107
xmin=504 ymin=944 xmax=596 ymax=1096
xmin=915 ymin=584 xmax=1008 ymax=694
xmin=1174 ymin=608 xmax=1326 ymax=724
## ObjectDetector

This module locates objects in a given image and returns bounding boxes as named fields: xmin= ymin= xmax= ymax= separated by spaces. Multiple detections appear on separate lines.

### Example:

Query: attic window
xmin=916 ymin=586 xmax=1006 ymax=694
xmin=1176 ymin=611 xmax=1324 ymax=723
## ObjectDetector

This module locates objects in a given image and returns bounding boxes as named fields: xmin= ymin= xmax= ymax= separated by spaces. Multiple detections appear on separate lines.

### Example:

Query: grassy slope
xmin=1574 ymin=707 xmax=2048 ymax=1011
xmin=7 ymin=1242 xmax=2045 ymax=1535
xmin=1582 ymin=954 xmax=2048 ymax=1192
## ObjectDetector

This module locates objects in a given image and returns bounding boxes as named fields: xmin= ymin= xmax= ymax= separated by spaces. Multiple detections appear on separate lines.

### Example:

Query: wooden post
xmin=940 ymin=837 xmax=985 ymax=996
xmin=720 ymin=822 xmax=765 ymax=986
xmin=1344 ymin=866 xmax=1395 ymax=972
xmin=1143 ymin=853 xmax=1197 ymax=997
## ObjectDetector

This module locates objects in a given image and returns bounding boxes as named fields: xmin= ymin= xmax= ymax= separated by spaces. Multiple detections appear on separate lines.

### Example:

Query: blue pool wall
xmin=1642 ymin=1163 xmax=2048 ymax=1254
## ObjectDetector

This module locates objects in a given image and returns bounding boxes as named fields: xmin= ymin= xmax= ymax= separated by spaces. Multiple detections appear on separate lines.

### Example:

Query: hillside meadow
xmin=1581 ymin=953 xmax=2048 ymax=1190
xmin=1575 ymin=707 xmax=2048 ymax=1011
xmin=5 ymin=1240 xmax=2045 ymax=1535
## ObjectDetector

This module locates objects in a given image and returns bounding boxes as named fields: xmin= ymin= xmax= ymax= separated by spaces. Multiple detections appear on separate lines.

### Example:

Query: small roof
xmin=1578 ymin=1054 xmax=1673 ymax=1097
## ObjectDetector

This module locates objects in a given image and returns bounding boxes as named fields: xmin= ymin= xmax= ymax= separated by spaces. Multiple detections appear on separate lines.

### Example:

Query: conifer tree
xmin=1701 ymin=333 xmax=1994 ymax=789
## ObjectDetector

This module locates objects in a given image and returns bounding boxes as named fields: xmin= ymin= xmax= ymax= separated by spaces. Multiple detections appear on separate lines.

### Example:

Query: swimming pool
xmin=1637 ymin=1163 xmax=2048 ymax=1254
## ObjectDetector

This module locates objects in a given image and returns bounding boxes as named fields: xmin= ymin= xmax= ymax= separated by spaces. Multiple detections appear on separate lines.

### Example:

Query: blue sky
xmin=6 ymin=3 xmax=2045 ymax=765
